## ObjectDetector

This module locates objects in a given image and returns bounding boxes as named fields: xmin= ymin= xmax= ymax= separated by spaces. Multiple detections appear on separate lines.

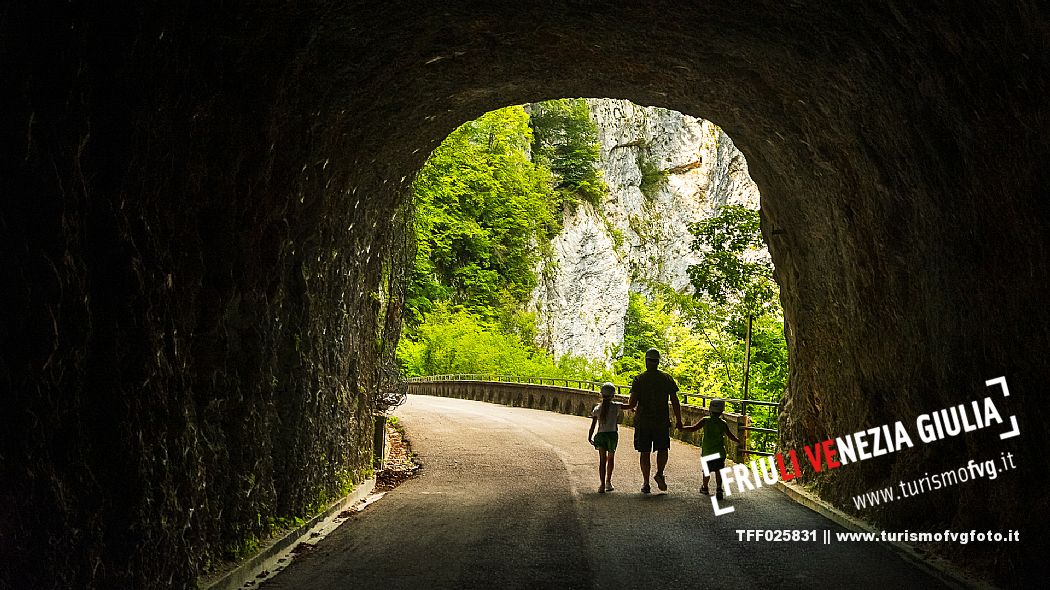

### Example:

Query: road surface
xmin=262 ymin=394 xmax=947 ymax=589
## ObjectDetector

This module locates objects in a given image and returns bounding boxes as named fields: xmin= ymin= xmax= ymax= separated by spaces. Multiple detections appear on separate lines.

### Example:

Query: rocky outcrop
xmin=531 ymin=201 xmax=630 ymax=359
xmin=532 ymin=99 xmax=760 ymax=362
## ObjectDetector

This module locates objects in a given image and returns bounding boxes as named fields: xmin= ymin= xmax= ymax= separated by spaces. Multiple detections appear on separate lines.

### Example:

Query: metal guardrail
xmin=407 ymin=374 xmax=780 ymax=457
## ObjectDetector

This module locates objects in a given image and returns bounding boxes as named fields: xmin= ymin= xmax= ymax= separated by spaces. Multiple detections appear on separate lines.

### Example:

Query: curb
xmin=199 ymin=478 xmax=377 ymax=590
xmin=772 ymin=481 xmax=992 ymax=590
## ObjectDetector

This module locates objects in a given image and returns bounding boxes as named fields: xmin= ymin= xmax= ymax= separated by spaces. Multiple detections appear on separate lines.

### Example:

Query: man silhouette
xmin=627 ymin=348 xmax=683 ymax=493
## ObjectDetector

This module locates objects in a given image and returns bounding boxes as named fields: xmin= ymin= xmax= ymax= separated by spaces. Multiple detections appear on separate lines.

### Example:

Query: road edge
xmin=199 ymin=478 xmax=377 ymax=590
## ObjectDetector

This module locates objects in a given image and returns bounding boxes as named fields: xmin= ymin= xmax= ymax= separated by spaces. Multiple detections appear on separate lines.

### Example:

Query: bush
xmin=398 ymin=304 xmax=609 ymax=382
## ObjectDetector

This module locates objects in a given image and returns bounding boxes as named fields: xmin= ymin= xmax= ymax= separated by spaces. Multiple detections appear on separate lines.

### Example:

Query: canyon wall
xmin=532 ymin=99 xmax=761 ymax=362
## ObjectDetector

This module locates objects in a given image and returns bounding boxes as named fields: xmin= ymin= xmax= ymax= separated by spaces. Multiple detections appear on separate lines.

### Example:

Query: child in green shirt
xmin=682 ymin=398 xmax=739 ymax=500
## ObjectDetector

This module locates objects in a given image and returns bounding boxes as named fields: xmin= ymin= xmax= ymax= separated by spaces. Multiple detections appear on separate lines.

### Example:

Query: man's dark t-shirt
xmin=631 ymin=369 xmax=679 ymax=429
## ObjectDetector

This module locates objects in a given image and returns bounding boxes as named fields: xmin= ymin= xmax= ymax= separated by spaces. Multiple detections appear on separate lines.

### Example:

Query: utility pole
xmin=738 ymin=314 xmax=753 ymax=461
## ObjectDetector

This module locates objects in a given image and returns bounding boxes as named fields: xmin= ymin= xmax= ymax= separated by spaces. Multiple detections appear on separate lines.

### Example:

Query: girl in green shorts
xmin=588 ymin=383 xmax=633 ymax=493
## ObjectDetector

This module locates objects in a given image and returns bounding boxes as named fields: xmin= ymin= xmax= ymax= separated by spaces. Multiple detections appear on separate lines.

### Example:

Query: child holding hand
xmin=682 ymin=398 xmax=739 ymax=500
xmin=588 ymin=383 xmax=633 ymax=493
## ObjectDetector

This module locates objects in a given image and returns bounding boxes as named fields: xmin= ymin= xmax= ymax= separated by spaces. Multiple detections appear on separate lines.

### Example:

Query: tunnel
xmin=2 ymin=2 xmax=1048 ymax=587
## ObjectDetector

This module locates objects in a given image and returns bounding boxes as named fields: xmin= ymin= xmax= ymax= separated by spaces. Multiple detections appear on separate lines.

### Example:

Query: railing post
xmin=373 ymin=414 xmax=388 ymax=469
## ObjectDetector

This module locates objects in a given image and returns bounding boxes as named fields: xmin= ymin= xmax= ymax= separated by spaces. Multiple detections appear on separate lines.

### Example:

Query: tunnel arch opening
xmin=399 ymin=96 xmax=785 ymax=456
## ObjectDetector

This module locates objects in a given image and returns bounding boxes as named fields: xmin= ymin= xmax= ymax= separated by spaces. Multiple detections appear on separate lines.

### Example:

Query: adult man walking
xmin=627 ymin=348 xmax=683 ymax=493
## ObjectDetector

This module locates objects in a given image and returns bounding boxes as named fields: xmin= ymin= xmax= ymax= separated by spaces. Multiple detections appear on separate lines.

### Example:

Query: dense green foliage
xmin=528 ymin=98 xmax=608 ymax=206
xmin=399 ymin=304 xmax=609 ymax=378
xmin=406 ymin=106 xmax=561 ymax=325
xmin=615 ymin=287 xmax=786 ymax=399
xmin=688 ymin=204 xmax=777 ymax=320
xmin=401 ymin=102 xmax=607 ymax=380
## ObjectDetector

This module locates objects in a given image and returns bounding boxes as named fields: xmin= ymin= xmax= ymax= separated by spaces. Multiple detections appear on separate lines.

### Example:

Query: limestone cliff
xmin=532 ymin=99 xmax=760 ymax=362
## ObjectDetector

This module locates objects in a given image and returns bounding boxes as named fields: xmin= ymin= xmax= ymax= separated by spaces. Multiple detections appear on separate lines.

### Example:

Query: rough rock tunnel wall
xmin=1 ymin=3 xmax=409 ymax=588
xmin=2 ymin=1 xmax=1048 ymax=587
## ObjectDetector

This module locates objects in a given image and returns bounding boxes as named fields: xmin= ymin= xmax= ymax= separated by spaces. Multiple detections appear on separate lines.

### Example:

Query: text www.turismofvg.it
xmin=851 ymin=452 xmax=1017 ymax=510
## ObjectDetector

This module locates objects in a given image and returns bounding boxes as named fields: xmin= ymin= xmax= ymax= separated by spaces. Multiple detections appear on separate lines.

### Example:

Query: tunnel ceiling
xmin=3 ymin=1 xmax=1049 ymax=587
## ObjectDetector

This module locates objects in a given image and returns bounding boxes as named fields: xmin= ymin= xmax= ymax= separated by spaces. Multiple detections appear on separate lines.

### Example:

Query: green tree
xmin=407 ymin=105 xmax=560 ymax=325
xmin=528 ymin=98 xmax=608 ymax=206
xmin=687 ymin=204 xmax=786 ymax=451
xmin=687 ymin=204 xmax=777 ymax=321
xmin=612 ymin=288 xmax=742 ymax=398
xmin=637 ymin=151 xmax=668 ymax=200
xmin=614 ymin=291 xmax=669 ymax=378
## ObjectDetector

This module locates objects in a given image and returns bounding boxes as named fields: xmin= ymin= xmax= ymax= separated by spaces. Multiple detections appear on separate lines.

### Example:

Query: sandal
xmin=641 ymin=484 xmax=651 ymax=494
xmin=599 ymin=485 xmax=606 ymax=494
xmin=700 ymin=485 xmax=709 ymax=495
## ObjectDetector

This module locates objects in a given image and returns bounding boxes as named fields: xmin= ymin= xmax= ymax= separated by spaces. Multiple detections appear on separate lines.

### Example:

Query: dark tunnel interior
xmin=2 ymin=2 xmax=1048 ymax=587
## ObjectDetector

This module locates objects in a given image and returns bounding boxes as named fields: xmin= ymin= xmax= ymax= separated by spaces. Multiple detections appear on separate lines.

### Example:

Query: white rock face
xmin=531 ymin=201 xmax=631 ymax=359
xmin=531 ymin=99 xmax=761 ymax=363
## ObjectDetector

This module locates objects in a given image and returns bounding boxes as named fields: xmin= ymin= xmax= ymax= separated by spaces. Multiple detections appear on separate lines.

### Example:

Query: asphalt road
xmin=262 ymin=395 xmax=947 ymax=589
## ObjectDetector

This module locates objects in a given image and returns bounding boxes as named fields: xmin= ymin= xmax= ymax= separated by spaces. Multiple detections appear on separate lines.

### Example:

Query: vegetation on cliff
xmin=406 ymin=105 xmax=561 ymax=325
xmin=528 ymin=98 xmax=608 ymax=207
xmin=400 ymin=101 xmax=608 ymax=380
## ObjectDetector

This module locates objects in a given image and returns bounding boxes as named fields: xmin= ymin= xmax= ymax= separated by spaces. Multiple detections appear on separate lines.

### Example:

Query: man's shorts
xmin=593 ymin=431 xmax=618 ymax=452
xmin=633 ymin=425 xmax=671 ymax=452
